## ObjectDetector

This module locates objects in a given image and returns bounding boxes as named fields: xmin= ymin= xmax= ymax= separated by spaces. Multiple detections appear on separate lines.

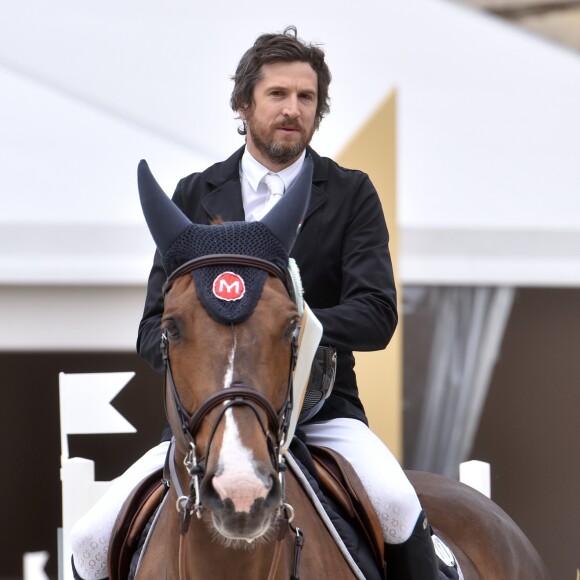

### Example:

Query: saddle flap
xmin=310 ymin=445 xmax=385 ymax=575
xmin=108 ymin=469 xmax=165 ymax=580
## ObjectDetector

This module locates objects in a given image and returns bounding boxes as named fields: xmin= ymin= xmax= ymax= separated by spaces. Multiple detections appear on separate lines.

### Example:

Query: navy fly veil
xmin=162 ymin=221 xmax=289 ymax=325
xmin=137 ymin=156 xmax=313 ymax=325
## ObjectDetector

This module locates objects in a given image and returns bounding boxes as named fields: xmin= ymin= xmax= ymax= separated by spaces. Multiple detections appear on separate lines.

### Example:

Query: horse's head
xmin=138 ymin=159 xmax=318 ymax=547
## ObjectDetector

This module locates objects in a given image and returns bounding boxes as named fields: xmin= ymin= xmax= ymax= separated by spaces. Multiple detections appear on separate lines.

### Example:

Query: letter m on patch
xmin=212 ymin=271 xmax=246 ymax=301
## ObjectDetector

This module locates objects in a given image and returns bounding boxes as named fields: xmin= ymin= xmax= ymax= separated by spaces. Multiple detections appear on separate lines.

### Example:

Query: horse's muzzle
xmin=201 ymin=469 xmax=282 ymax=543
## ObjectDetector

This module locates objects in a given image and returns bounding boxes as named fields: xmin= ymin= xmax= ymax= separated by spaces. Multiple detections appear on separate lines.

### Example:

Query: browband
xmin=163 ymin=254 xmax=292 ymax=299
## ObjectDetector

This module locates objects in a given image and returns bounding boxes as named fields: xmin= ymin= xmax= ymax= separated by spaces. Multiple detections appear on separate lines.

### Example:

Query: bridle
xmin=161 ymin=254 xmax=305 ymax=578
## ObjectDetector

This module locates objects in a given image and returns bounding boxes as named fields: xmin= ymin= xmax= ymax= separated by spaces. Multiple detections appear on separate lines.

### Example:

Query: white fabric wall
xmin=1 ymin=0 xmax=579 ymax=348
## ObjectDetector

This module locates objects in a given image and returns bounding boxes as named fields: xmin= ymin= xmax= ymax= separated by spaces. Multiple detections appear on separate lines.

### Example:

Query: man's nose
xmin=282 ymin=95 xmax=300 ymax=118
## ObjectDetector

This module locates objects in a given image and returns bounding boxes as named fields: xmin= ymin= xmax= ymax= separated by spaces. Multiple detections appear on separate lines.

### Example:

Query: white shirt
xmin=240 ymin=148 xmax=306 ymax=222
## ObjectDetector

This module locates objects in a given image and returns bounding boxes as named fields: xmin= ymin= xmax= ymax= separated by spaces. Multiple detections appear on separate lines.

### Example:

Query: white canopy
xmin=1 ymin=0 xmax=579 ymax=290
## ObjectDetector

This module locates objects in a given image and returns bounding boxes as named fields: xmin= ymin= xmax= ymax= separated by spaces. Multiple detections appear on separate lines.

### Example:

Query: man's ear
xmin=238 ymin=101 xmax=253 ymax=121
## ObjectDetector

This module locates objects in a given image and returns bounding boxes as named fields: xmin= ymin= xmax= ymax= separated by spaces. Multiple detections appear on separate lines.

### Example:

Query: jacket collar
xmin=202 ymin=145 xmax=327 ymax=223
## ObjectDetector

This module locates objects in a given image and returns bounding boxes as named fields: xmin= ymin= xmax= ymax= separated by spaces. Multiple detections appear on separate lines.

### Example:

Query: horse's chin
xmin=206 ymin=510 xmax=277 ymax=550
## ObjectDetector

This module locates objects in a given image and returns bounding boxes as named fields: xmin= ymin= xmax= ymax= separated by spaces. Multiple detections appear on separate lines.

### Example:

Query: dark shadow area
xmin=471 ymin=288 xmax=580 ymax=579
xmin=404 ymin=287 xmax=580 ymax=580
xmin=0 ymin=352 xmax=164 ymax=579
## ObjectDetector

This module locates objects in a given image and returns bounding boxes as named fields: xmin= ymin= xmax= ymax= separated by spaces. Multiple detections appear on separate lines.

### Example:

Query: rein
xmin=166 ymin=440 xmax=304 ymax=579
xmin=164 ymin=355 xmax=291 ymax=528
xmin=161 ymin=254 xmax=304 ymax=578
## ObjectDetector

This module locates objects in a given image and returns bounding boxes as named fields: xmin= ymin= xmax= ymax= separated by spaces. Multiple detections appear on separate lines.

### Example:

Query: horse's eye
xmin=163 ymin=318 xmax=181 ymax=341
xmin=285 ymin=319 xmax=299 ymax=342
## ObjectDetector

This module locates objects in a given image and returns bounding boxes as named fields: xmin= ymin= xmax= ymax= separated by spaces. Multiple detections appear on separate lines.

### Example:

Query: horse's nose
xmin=209 ymin=468 xmax=275 ymax=513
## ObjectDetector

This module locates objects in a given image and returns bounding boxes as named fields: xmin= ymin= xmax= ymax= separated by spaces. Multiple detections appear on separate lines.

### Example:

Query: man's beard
xmin=246 ymin=117 xmax=314 ymax=165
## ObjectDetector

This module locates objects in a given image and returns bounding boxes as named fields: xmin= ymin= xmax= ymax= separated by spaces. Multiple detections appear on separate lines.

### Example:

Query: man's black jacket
xmin=137 ymin=146 xmax=398 ymax=425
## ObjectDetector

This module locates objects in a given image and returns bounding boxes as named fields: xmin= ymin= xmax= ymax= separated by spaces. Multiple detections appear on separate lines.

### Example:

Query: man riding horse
xmin=71 ymin=26 xmax=460 ymax=579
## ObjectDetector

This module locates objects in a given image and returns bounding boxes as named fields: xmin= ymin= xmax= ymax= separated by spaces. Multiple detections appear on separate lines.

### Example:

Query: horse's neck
xmin=136 ymin=488 xmax=290 ymax=580
xmin=182 ymin=527 xmax=289 ymax=580
xmin=136 ymin=472 xmax=359 ymax=579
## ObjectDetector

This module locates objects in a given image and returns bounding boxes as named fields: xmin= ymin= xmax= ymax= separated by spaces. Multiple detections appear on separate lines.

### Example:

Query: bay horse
xmin=125 ymin=159 xmax=549 ymax=579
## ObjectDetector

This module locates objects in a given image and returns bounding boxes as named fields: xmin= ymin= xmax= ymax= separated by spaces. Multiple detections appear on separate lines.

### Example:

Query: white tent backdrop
xmin=0 ymin=0 xmax=579 ymax=466
xmin=1 ymin=0 xmax=579 ymax=290
xmin=1 ymin=5 xmax=576 ymax=576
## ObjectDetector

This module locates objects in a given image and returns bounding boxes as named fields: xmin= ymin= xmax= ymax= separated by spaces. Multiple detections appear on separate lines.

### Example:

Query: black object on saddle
xmin=298 ymin=345 xmax=336 ymax=424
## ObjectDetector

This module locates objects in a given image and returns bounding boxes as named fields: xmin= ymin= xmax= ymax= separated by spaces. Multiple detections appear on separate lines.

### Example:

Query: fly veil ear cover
xmin=137 ymin=157 xmax=314 ymax=274
xmin=137 ymin=157 xmax=324 ymax=443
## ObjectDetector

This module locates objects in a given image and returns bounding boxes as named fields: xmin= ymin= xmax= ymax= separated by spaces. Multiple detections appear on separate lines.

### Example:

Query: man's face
xmin=240 ymin=61 xmax=318 ymax=170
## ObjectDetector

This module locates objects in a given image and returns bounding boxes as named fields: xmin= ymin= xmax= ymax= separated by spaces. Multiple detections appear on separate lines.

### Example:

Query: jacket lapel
xmin=202 ymin=180 xmax=245 ymax=222
xmin=201 ymin=145 xmax=328 ymax=223
xmin=306 ymin=147 xmax=328 ymax=221
xmin=202 ymin=147 xmax=245 ymax=222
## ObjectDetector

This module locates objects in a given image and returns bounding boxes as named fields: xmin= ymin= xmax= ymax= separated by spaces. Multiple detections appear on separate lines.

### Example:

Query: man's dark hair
xmin=230 ymin=26 xmax=331 ymax=135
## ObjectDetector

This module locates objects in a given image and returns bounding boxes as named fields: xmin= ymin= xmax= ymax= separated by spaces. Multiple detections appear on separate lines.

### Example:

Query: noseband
xmin=162 ymin=254 xmax=298 ymax=528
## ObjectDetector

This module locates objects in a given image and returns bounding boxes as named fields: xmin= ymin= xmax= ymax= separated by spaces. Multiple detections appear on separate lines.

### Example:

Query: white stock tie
xmin=261 ymin=173 xmax=285 ymax=218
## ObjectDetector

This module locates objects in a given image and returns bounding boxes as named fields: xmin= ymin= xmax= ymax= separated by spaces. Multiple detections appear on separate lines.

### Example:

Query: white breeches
xmin=302 ymin=418 xmax=422 ymax=545
xmin=70 ymin=418 xmax=421 ymax=579
xmin=69 ymin=442 xmax=170 ymax=580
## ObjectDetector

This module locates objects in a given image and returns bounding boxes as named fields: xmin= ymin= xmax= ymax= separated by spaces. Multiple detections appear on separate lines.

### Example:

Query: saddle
xmin=108 ymin=469 xmax=166 ymax=580
xmin=309 ymin=445 xmax=385 ymax=575
xmin=108 ymin=445 xmax=385 ymax=580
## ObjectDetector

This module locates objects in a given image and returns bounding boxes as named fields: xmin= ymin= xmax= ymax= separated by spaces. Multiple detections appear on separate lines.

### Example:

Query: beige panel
xmin=335 ymin=90 xmax=402 ymax=459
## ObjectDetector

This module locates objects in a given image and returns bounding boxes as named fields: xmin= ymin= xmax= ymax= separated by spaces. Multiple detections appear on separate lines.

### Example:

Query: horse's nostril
xmin=264 ymin=474 xmax=281 ymax=504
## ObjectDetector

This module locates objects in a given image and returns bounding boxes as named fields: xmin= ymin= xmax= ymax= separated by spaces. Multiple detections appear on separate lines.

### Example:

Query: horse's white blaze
xmin=212 ymin=409 xmax=269 ymax=512
xmin=223 ymin=344 xmax=235 ymax=390
xmin=212 ymin=344 xmax=269 ymax=513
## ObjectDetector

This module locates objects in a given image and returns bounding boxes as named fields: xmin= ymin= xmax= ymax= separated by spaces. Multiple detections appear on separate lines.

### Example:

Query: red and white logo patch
xmin=212 ymin=271 xmax=246 ymax=301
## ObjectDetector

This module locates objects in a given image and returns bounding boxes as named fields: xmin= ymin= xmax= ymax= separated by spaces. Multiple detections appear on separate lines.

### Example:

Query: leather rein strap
xmin=162 ymin=253 xmax=301 ymax=579
xmin=161 ymin=254 xmax=296 ymax=516
xmin=188 ymin=382 xmax=283 ymax=443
